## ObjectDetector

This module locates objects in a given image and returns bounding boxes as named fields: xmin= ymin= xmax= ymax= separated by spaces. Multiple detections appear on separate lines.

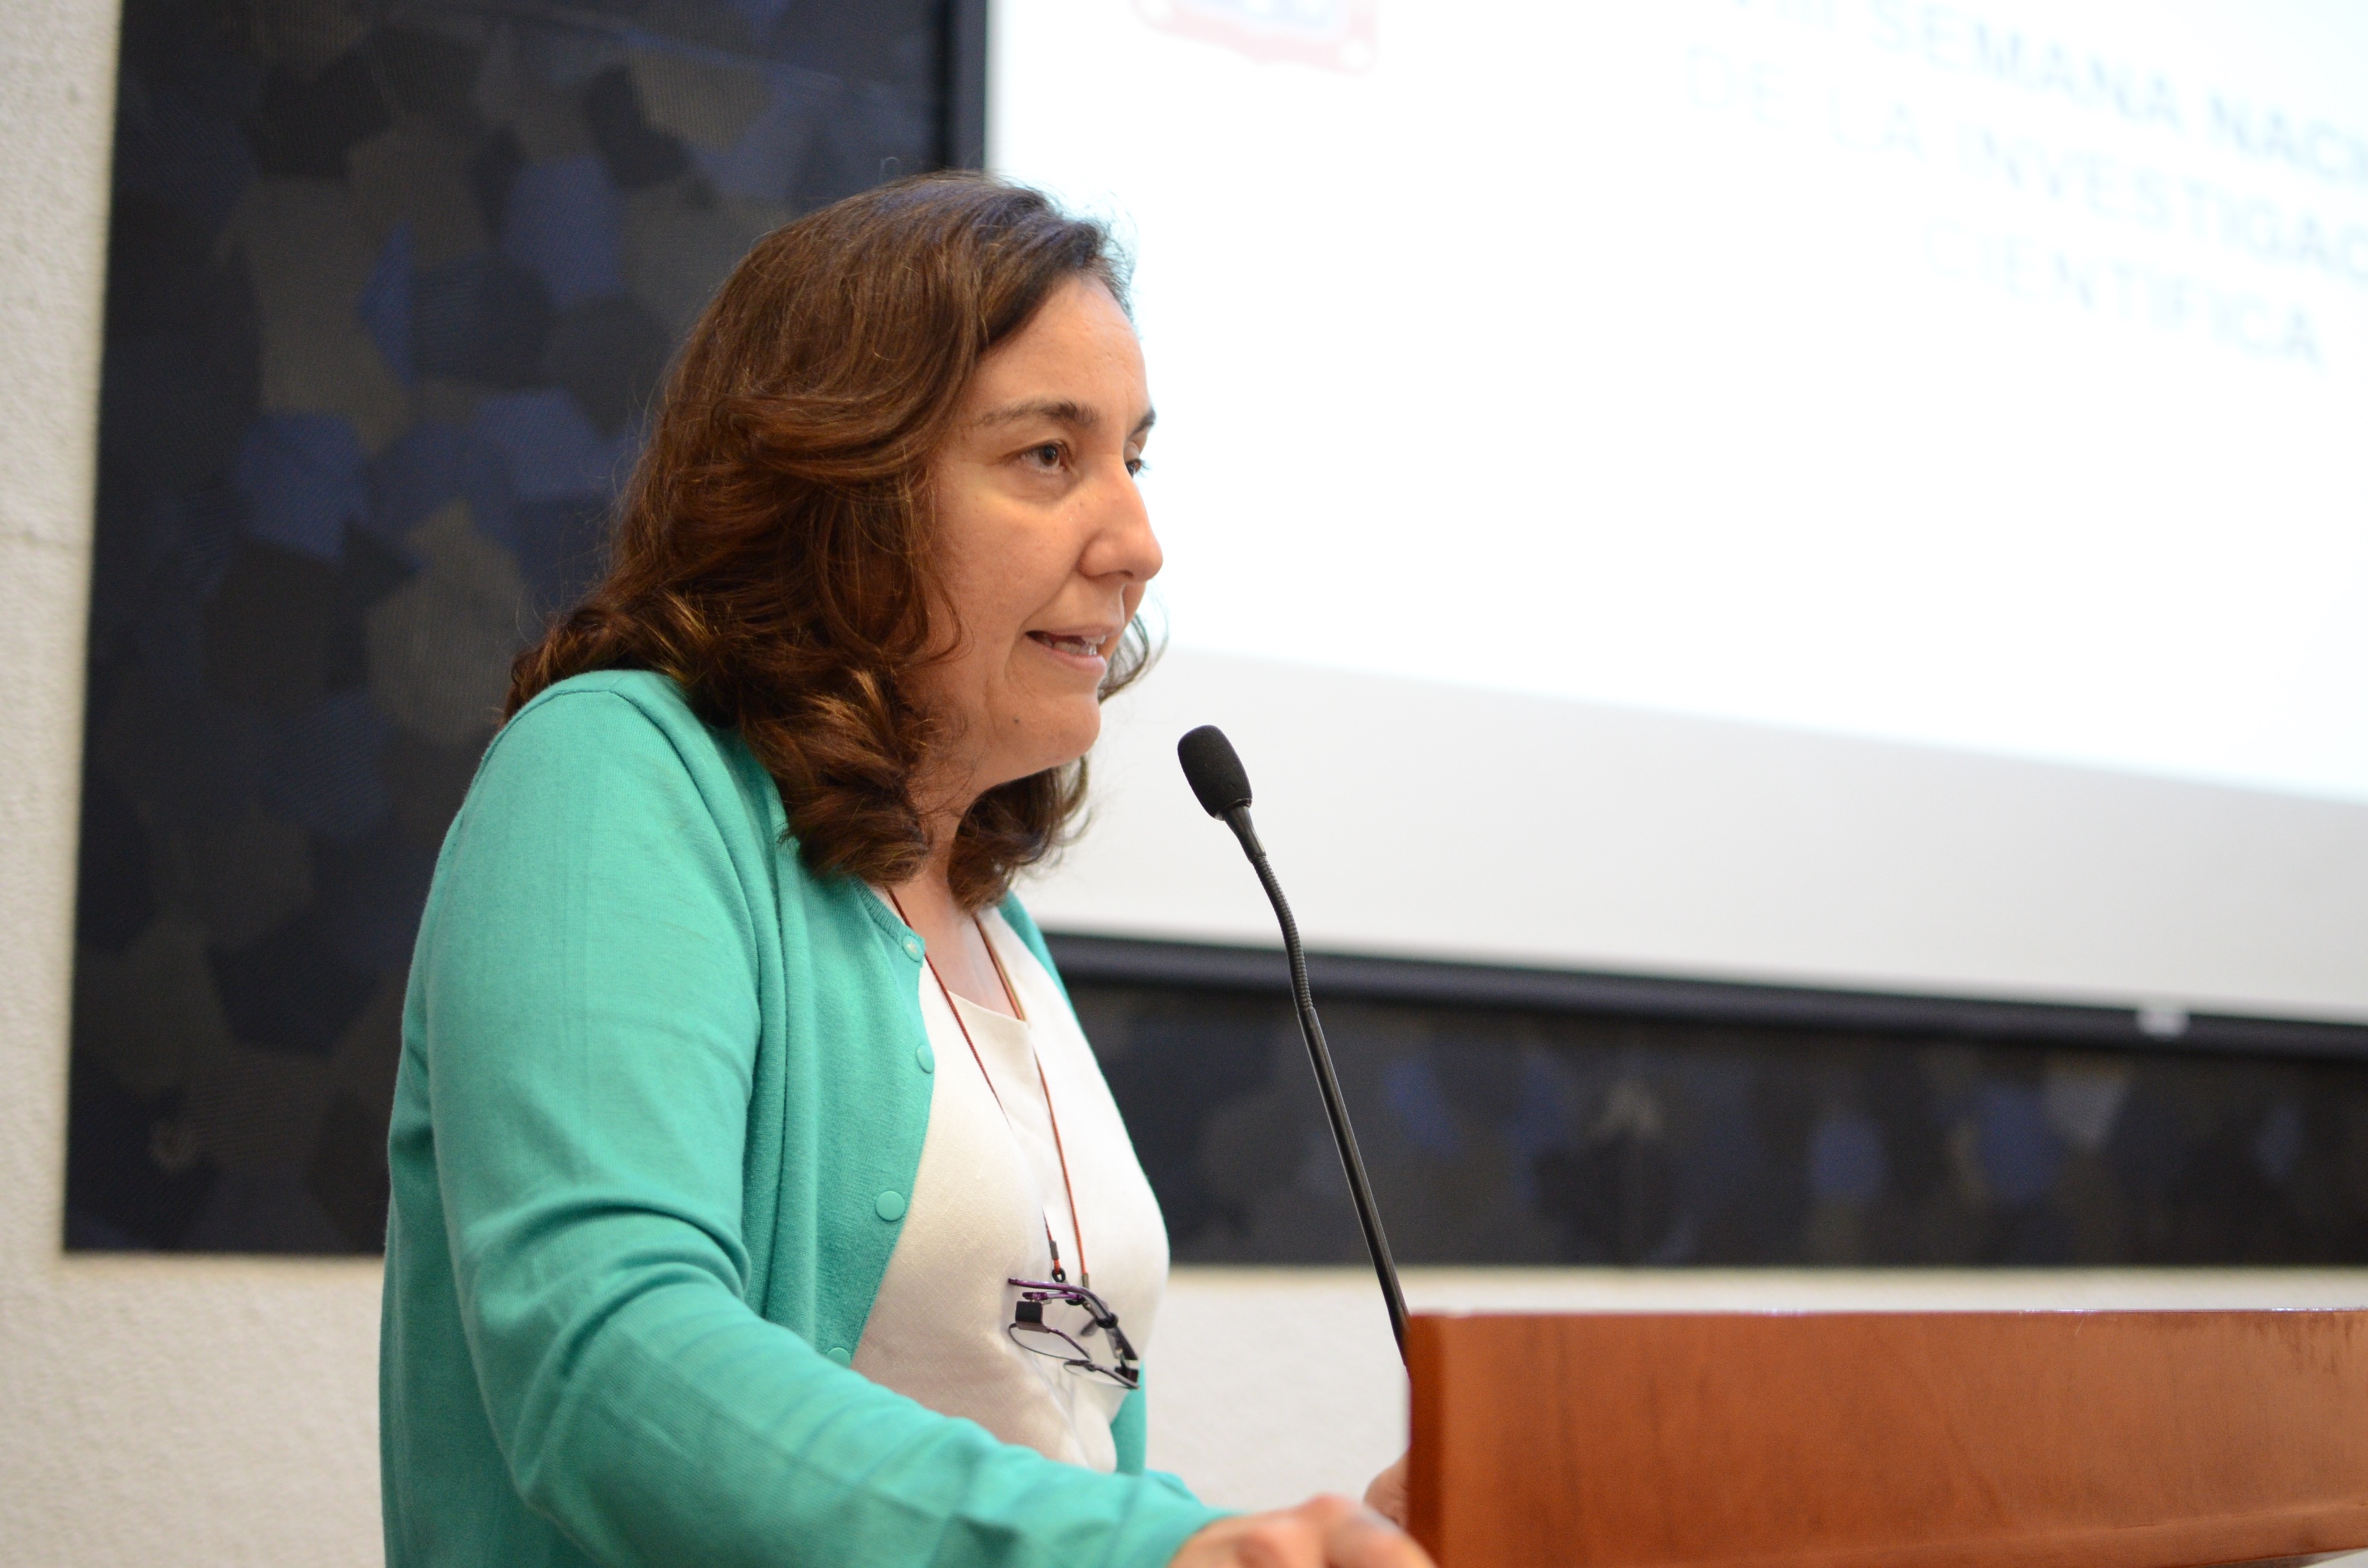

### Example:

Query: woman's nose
xmin=1089 ymin=465 xmax=1163 ymax=584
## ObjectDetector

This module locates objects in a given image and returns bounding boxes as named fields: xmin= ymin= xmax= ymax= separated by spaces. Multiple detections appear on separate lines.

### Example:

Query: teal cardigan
xmin=379 ymin=670 xmax=1221 ymax=1567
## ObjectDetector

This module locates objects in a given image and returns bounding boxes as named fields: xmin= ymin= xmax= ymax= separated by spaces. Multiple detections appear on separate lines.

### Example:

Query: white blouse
xmin=850 ymin=905 xmax=1170 ymax=1471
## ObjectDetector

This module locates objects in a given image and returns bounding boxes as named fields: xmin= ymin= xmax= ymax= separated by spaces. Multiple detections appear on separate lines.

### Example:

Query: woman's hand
xmin=1170 ymin=1494 xmax=1433 ymax=1568
xmin=1362 ymin=1453 xmax=1410 ymax=1529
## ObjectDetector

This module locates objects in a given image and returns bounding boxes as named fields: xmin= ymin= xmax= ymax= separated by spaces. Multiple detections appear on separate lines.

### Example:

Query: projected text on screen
xmin=996 ymin=0 xmax=2368 ymax=804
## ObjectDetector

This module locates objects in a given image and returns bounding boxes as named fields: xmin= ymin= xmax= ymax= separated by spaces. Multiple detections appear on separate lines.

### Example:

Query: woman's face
xmin=921 ymin=274 xmax=1160 ymax=803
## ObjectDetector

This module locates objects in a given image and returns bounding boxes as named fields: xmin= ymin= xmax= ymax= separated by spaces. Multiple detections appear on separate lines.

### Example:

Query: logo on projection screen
xmin=1134 ymin=0 xmax=1377 ymax=73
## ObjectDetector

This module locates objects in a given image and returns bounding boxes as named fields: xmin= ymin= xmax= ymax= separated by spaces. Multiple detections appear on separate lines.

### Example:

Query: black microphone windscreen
xmin=1177 ymin=726 xmax=1253 ymax=817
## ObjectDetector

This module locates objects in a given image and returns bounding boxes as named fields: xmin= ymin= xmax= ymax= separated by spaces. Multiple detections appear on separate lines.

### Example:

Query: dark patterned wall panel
xmin=1076 ymin=986 xmax=2368 ymax=1268
xmin=70 ymin=0 xmax=964 ymax=1252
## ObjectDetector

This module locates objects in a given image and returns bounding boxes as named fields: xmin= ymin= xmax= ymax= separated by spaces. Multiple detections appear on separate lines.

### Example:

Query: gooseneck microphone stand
xmin=1177 ymin=725 xmax=1411 ymax=1368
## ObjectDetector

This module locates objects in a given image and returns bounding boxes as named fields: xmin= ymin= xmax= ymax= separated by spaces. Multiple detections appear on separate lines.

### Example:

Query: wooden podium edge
xmin=1405 ymin=1313 xmax=2368 ymax=1568
xmin=1586 ymin=1508 xmax=2368 ymax=1568
xmin=1409 ymin=1314 xmax=1447 ymax=1557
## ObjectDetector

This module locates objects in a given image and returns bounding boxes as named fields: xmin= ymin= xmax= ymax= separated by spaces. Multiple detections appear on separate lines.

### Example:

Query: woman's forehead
xmin=963 ymin=281 xmax=1150 ymax=429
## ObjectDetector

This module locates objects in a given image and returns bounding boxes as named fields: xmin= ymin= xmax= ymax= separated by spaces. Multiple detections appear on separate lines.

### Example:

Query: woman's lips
xmin=1028 ymin=630 xmax=1112 ymax=669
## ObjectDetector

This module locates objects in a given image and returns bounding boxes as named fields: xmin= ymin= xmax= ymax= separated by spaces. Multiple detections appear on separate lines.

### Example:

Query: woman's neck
xmin=886 ymin=814 xmax=1017 ymax=1018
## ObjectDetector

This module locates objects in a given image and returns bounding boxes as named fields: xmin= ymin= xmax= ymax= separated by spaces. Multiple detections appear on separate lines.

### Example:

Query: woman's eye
xmin=1125 ymin=457 xmax=1146 ymax=477
xmin=1025 ymin=443 xmax=1064 ymax=470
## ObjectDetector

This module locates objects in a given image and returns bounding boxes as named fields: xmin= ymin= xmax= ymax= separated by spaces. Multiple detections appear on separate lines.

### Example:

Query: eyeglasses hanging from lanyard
xmin=885 ymin=894 xmax=1142 ymax=1391
xmin=1008 ymin=1277 xmax=1140 ymax=1389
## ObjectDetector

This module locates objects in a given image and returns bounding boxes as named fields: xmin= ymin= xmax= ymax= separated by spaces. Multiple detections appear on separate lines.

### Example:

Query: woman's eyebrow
xmin=976 ymin=397 xmax=1094 ymax=429
xmin=975 ymin=400 xmax=1158 ymax=436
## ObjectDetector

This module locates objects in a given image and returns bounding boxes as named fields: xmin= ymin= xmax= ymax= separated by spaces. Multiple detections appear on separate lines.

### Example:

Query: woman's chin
xmin=997 ymin=708 xmax=1103 ymax=783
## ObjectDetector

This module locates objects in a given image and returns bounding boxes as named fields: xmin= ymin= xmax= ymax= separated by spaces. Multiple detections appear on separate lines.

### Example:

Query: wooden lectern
xmin=1407 ymin=1311 xmax=2368 ymax=1568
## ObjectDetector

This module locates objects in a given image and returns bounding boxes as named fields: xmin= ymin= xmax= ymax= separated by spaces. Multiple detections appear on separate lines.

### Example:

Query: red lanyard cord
xmin=885 ymin=891 xmax=1091 ymax=1287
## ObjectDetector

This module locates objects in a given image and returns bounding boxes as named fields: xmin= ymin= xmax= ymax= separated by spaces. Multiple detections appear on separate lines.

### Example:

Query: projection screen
xmin=989 ymin=0 xmax=2368 ymax=1024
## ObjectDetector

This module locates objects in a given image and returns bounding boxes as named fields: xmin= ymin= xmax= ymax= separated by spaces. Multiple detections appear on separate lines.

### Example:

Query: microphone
xmin=1177 ymin=725 xmax=1411 ymax=1367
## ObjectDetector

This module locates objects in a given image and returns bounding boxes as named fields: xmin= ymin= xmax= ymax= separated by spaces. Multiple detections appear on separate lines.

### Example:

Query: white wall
xmin=0 ymin=5 xmax=390 ymax=1566
xmin=6 ymin=3 xmax=2368 ymax=1564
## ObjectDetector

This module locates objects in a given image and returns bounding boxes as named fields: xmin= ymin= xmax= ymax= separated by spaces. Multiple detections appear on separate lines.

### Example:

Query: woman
xmin=379 ymin=174 xmax=1426 ymax=1568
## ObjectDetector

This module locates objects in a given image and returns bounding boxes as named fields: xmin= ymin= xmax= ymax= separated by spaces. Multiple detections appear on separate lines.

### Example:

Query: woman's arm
xmin=410 ymin=688 xmax=1221 ymax=1567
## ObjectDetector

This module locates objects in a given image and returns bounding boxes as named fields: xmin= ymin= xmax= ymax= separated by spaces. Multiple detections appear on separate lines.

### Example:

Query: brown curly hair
xmin=505 ymin=174 xmax=1151 ymax=909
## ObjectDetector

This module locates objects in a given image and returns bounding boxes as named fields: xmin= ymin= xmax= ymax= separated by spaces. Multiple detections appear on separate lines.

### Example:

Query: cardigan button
xmin=902 ymin=938 xmax=920 ymax=958
xmin=827 ymin=1346 xmax=851 ymax=1366
xmin=915 ymin=1041 xmax=934 ymax=1074
xmin=875 ymin=1189 xmax=907 ymax=1222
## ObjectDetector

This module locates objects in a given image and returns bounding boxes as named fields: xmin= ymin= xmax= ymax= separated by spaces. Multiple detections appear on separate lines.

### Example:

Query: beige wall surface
xmin=8 ymin=3 xmax=2368 ymax=1565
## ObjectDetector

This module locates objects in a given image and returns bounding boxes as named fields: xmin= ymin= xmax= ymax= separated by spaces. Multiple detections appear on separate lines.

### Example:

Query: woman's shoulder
xmin=492 ymin=669 xmax=736 ymax=772
xmin=506 ymin=667 xmax=703 ymax=738
xmin=475 ymin=669 xmax=777 ymax=840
